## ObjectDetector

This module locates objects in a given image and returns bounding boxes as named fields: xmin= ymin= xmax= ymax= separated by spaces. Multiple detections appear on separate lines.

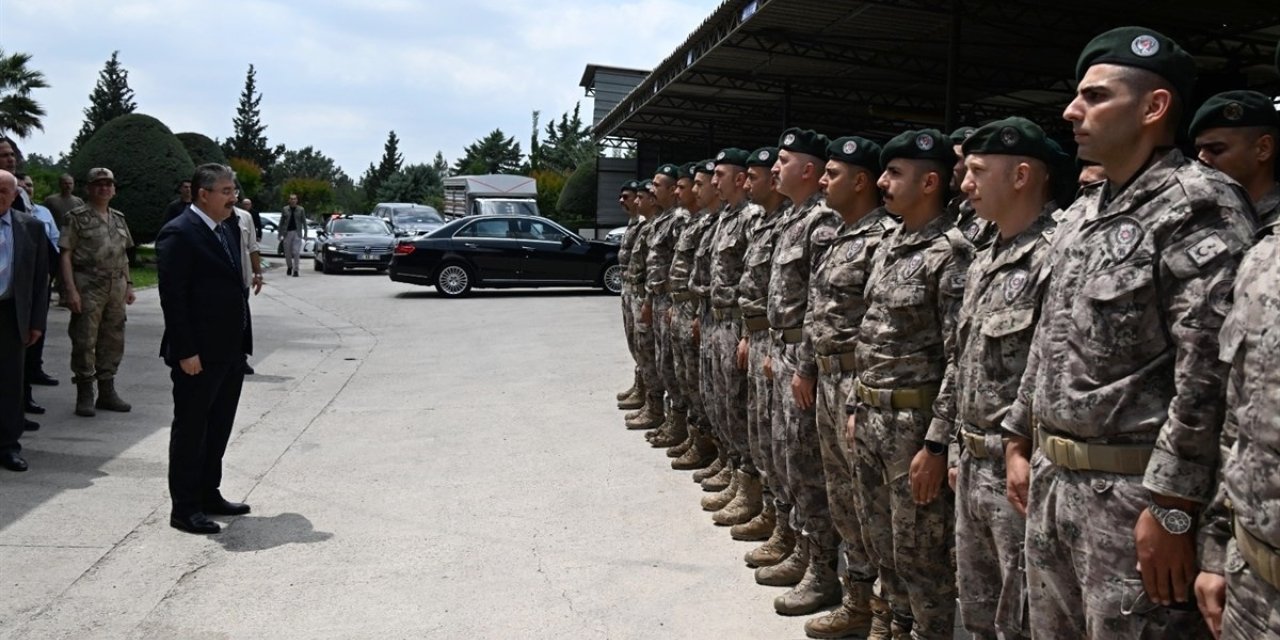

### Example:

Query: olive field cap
xmin=948 ymin=126 xmax=977 ymax=145
xmin=827 ymin=136 xmax=883 ymax=175
xmin=778 ymin=128 xmax=829 ymax=159
xmin=747 ymin=147 xmax=779 ymax=168
xmin=86 ymin=167 xmax=115 ymax=183
xmin=714 ymin=148 xmax=751 ymax=168
xmin=1188 ymin=90 xmax=1280 ymax=137
xmin=962 ymin=117 xmax=1061 ymax=164
xmin=1076 ymin=26 xmax=1196 ymax=101
xmin=880 ymin=129 xmax=956 ymax=166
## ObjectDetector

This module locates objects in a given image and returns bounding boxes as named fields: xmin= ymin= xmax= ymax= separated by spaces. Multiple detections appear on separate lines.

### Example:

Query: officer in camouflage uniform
xmin=60 ymin=168 xmax=136 ymax=417
xmin=1002 ymin=28 xmax=1253 ymax=639
xmin=949 ymin=126 xmax=998 ymax=251
xmin=624 ymin=181 xmax=665 ymax=431
xmin=799 ymin=136 xmax=897 ymax=639
xmin=754 ymin=128 xmax=843 ymax=617
xmin=641 ymin=165 xmax=690 ymax=445
xmin=849 ymin=129 xmax=972 ymax=639
xmin=736 ymin=147 xmax=792 ymax=553
xmin=615 ymin=180 xmax=646 ymax=411
xmin=1189 ymin=90 xmax=1279 ymax=228
xmin=701 ymin=148 xmax=763 ymax=528
xmin=651 ymin=162 xmax=701 ymax=449
xmin=689 ymin=171 xmax=728 ymax=489
xmin=932 ymin=118 xmax=1062 ymax=640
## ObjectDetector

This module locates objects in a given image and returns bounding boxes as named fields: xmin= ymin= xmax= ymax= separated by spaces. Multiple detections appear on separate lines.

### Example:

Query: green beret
xmin=747 ymin=147 xmax=778 ymax=168
xmin=654 ymin=163 xmax=681 ymax=180
xmin=778 ymin=127 xmax=829 ymax=159
xmin=1076 ymin=26 xmax=1196 ymax=101
xmin=678 ymin=162 xmax=698 ymax=180
xmin=880 ymin=129 xmax=956 ymax=167
xmin=948 ymin=127 xmax=977 ymax=145
xmin=639 ymin=179 xmax=655 ymax=193
xmin=827 ymin=136 xmax=882 ymax=174
xmin=1189 ymin=90 xmax=1280 ymax=137
xmin=962 ymin=117 xmax=1060 ymax=164
xmin=714 ymin=148 xmax=750 ymax=168
xmin=620 ymin=180 xmax=639 ymax=194
xmin=694 ymin=159 xmax=716 ymax=176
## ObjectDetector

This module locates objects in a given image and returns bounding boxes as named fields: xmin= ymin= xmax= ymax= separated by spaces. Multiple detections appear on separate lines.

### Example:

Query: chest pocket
xmin=980 ymin=306 xmax=1037 ymax=375
xmin=776 ymin=244 xmax=805 ymax=265
xmin=829 ymin=259 xmax=869 ymax=302
xmin=1072 ymin=261 xmax=1165 ymax=358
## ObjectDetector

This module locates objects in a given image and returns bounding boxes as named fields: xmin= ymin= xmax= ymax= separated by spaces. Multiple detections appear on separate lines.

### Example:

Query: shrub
xmin=176 ymin=132 xmax=227 ymax=167
xmin=228 ymin=157 xmax=263 ymax=201
xmin=280 ymin=177 xmax=334 ymax=217
xmin=556 ymin=158 xmax=596 ymax=222
xmin=68 ymin=113 xmax=195 ymax=244
xmin=532 ymin=169 xmax=567 ymax=219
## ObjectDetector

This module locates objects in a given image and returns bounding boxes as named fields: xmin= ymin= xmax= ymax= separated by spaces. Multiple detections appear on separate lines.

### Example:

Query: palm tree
xmin=0 ymin=49 xmax=49 ymax=139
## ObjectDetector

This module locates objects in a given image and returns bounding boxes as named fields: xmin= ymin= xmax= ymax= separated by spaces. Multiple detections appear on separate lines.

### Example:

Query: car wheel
xmin=601 ymin=263 xmax=623 ymax=295
xmin=323 ymin=260 xmax=340 ymax=274
xmin=313 ymin=258 xmax=322 ymax=272
xmin=435 ymin=263 xmax=472 ymax=298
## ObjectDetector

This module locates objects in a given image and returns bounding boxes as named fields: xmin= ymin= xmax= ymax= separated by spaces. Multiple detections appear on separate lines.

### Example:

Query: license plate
xmin=362 ymin=253 xmax=372 ymax=260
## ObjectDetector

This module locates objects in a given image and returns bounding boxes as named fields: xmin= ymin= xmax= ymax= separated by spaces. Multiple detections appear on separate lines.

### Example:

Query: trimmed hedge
xmin=176 ymin=132 xmax=227 ymax=167
xmin=69 ymin=113 xmax=195 ymax=244
xmin=556 ymin=158 xmax=596 ymax=220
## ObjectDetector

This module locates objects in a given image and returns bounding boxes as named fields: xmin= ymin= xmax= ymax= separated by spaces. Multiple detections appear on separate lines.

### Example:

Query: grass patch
xmin=130 ymin=264 xmax=159 ymax=289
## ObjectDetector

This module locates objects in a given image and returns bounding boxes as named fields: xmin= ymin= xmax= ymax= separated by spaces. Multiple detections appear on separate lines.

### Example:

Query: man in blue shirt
xmin=16 ymin=173 xmax=60 ymax=422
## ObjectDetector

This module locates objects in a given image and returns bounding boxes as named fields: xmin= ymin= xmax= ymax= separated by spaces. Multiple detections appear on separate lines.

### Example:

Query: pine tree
xmin=222 ymin=64 xmax=283 ymax=172
xmin=529 ymin=110 xmax=542 ymax=172
xmin=452 ymin=129 xmax=523 ymax=175
xmin=431 ymin=151 xmax=450 ymax=179
xmin=362 ymin=130 xmax=403 ymax=206
xmin=69 ymin=51 xmax=136 ymax=156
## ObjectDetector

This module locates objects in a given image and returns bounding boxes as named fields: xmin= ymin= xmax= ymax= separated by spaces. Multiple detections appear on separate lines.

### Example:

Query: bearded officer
xmin=1190 ymin=90 xmax=1279 ymax=228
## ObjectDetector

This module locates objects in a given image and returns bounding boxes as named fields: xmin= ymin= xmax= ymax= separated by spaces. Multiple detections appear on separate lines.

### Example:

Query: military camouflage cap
xmin=880 ymin=129 xmax=956 ymax=166
xmin=827 ymin=136 xmax=882 ymax=174
xmin=654 ymin=163 xmax=682 ymax=180
xmin=620 ymin=180 xmax=639 ymax=194
xmin=714 ymin=148 xmax=751 ymax=168
xmin=963 ymin=117 xmax=1062 ymax=164
xmin=1077 ymin=26 xmax=1196 ymax=101
xmin=1189 ymin=90 xmax=1280 ymax=137
xmin=948 ymin=126 xmax=977 ymax=145
xmin=778 ymin=127 xmax=829 ymax=159
xmin=86 ymin=167 xmax=115 ymax=184
xmin=679 ymin=162 xmax=698 ymax=180
xmin=694 ymin=159 xmax=716 ymax=176
xmin=747 ymin=147 xmax=779 ymax=168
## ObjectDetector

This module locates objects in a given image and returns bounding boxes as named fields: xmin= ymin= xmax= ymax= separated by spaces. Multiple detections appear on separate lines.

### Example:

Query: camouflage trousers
xmin=711 ymin=316 xmax=751 ymax=470
xmin=628 ymin=290 xmax=663 ymax=407
xmin=670 ymin=300 xmax=703 ymax=424
xmin=816 ymin=371 xmax=875 ymax=583
xmin=698 ymin=305 xmax=723 ymax=446
xmin=747 ymin=329 xmax=778 ymax=502
xmin=68 ymin=274 xmax=128 ymax=384
xmin=621 ymin=286 xmax=639 ymax=365
xmin=770 ymin=341 xmax=836 ymax=550
xmin=956 ymin=445 xmax=1028 ymax=640
xmin=850 ymin=403 xmax=956 ymax=639
xmin=1025 ymin=452 xmax=1209 ymax=639
xmin=651 ymin=294 xmax=684 ymax=411
xmin=1222 ymin=541 xmax=1280 ymax=639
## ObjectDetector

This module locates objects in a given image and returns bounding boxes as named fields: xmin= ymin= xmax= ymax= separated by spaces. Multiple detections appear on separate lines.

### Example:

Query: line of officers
xmin=611 ymin=27 xmax=1280 ymax=640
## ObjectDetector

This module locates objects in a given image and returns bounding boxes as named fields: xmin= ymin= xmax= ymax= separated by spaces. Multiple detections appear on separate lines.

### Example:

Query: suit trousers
xmin=0 ymin=300 xmax=25 ymax=453
xmin=283 ymin=231 xmax=303 ymax=272
xmin=168 ymin=357 xmax=246 ymax=516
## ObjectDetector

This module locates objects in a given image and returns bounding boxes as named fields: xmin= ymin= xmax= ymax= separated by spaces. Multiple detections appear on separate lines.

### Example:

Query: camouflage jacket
xmin=737 ymin=200 xmax=789 ymax=323
xmin=624 ymin=217 xmax=653 ymax=288
xmin=799 ymin=207 xmax=898 ymax=378
xmin=688 ymin=205 xmax=723 ymax=300
xmin=855 ymin=214 xmax=972 ymax=429
xmin=952 ymin=196 xmax=998 ymax=251
xmin=59 ymin=205 xmax=134 ymax=274
xmin=1002 ymin=149 xmax=1254 ymax=503
xmin=709 ymin=199 xmax=759 ymax=309
xmin=766 ymin=193 xmax=840 ymax=330
xmin=644 ymin=206 xmax=689 ymax=295
xmin=1255 ymin=182 xmax=1280 ymax=230
xmin=669 ymin=209 xmax=716 ymax=296
xmin=932 ymin=207 xmax=1056 ymax=446
xmin=617 ymin=216 xmax=644 ymax=270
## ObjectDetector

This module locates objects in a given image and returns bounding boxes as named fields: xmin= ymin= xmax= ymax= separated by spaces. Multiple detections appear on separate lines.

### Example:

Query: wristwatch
xmin=1148 ymin=504 xmax=1193 ymax=535
xmin=923 ymin=440 xmax=947 ymax=457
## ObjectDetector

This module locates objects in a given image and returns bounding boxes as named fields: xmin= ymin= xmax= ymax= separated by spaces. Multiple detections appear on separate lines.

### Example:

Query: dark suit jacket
xmin=3 ymin=210 xmax=50 ymax=341
xmin=156 ymin=207 xmax=253 ymax=366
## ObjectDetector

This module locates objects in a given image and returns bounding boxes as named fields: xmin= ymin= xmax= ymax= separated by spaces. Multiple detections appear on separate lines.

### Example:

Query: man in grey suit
xmin=0 ymin=169 xmax=50 ymax=472
xmin=280 ymin=194 xmax=307 ymax=277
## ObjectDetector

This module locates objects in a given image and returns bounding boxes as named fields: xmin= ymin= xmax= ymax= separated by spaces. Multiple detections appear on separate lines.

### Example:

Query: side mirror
xmin=560 ymin=236 xmax=573 ymax=249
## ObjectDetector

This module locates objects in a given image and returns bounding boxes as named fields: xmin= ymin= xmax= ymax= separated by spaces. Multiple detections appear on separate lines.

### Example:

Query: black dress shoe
xmin=29 ymin=371 xmax=59 ymax=386
xmin=0 ymin=451 xmax=28 ymax=472
xmin=203 ymin=497 xmax=251 ymax=516
xmin=24 ymin=419 xmax=39 ymax=432
xmin=170 ymin=512 xmax=220 ymax=534
xmin=24 ymin=400 xmax=45 ymax=414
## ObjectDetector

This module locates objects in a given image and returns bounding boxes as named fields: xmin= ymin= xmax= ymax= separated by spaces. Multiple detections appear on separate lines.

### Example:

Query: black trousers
xmin=168 ymin=357 xmax=245 ymax=516
xmin=0 ymin=299 xmax=25 ymax=453
xmin=23 ymin=280 xmax=51 ymax=391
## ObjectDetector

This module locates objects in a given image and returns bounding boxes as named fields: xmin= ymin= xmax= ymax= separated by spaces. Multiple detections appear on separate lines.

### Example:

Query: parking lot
xmin=0 ymin=269 xmax=811 ymax=639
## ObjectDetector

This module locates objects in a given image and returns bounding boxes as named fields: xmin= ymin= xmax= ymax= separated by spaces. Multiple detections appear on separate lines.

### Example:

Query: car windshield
xmin=331 ymin=219 xmax=389 ymax=235
xmin=394 ymin=210 xmax=442 ymax=224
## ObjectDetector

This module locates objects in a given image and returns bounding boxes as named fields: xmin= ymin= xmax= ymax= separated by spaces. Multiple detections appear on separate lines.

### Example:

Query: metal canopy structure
xmin=593 ymin=0 xmax=1280 ymax=159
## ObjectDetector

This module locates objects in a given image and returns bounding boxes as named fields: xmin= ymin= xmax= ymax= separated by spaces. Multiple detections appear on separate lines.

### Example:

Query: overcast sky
xmin=2 ymin=0 xmax=720 ymax=180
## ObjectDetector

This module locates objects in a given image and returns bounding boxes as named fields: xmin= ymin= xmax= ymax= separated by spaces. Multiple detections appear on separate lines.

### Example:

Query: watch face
xmin=1163 ymin=510 xmax=1193 ymax=535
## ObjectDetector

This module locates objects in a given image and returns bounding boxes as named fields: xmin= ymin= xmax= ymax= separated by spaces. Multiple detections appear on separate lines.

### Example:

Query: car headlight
xmin=326 ymin=244 xmax=340 ymax=251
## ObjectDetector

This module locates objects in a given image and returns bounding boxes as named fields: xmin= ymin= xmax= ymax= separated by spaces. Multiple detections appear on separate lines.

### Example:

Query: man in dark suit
xmin=0 ymin=169 xmax=50 ymax=472
xmin=156 ymin=164 xmax=253 ymax=534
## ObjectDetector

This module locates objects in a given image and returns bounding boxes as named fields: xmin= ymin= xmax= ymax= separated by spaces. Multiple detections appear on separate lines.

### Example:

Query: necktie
xmin=214 ymin=225 xmax=248 ymax=329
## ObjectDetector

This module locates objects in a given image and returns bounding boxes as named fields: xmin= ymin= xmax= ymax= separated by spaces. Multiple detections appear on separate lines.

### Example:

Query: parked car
xmin=388 ymin=214 xmax=622 ymax=298
xmin=371 ymin=203 xmax=446 ymax=237
xmin=259 ymin=212 xmax=318 ymax=258
xmin=313 ymin=215 xmax=397 ymax=273
xmin=604 ymin=225 xmax=627 ymax=244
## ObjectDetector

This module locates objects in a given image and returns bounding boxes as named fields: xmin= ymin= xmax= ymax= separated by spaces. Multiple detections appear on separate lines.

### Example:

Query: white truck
xmin=442 ymin=174 xmax=540 ymax=218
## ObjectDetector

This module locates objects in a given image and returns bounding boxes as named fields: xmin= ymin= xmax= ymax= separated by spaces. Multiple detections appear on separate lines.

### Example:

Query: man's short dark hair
xmin=0 ymin=136 xmax=23 ymax=165
xmin=14 ymin=172 xmax=27 ymax=181
xmin=191 ymin=164 xmax=235 ymax=196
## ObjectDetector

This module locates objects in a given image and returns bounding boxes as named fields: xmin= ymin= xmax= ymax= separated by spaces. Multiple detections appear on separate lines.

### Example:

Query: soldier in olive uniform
xmin=798 ymin=136 xmax=897 ymax=639
xmin=689 ymin=170 xmax=728 ymax=488
xmin=754 ymin=128 xmax=843 ymax=616
xmin=60 ymin=168 xmax=136 ymax=417
xmin=1002 ymin=28 xmax=1253 ymax=639
xmin=934 ymin=118 xmax=1062 ymax=640
xmin=624 ymin=181 xmax=665 ymax=431
xmin=616 ymin=180 xmax=645 ymax=410
xmin=949 ymin=126 xmax=997 ymax=251
xmin=1190 ymin=90 xmax=1279 ymax=228
xmin=650 ymin=162 xmax=700 ymax=449
xmin=639 ymin=165 xmax=690 ymax=445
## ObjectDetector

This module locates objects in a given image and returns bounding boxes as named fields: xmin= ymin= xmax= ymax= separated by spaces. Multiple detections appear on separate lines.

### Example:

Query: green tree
xmin=332 ymin=175 xmax=364 ymax=213
xmin=228 ymin=157 xmax=264 ymax=201
xmin=452 ymin=128 xmax=523 ymax=175
xmin=277 ymin=145 xmax=347 ymax=184
xmin=528 ymin=110 xmax=542 ymax=172
xmin=431 ymin=150 xmax=449 ymax=179
xmin=377 ymin=162 xmax=444 ymax=205
xmin=280 ymin=177 xmax=334 ymax=213
xmin=540 ymin=102 xmax=597 ymax=173
xmin=222 ymin=64 xmax=283 ymax=178
xmin=361 ymin=130 xmax=403 ymax=207
xmin=175 ymin=132 xmax=227 ymax=167
xmin=532 ymin=169 xmax=567 ymax=219
xmin=0 ymin=49 xmax=49 ymax=139
xmin=69 ymin=51 xmax=136 ymax=158
xmin=555 ymin=157 xmax=596 ymax=225
xmin=67 ymin=113 xmax=194 ymax=244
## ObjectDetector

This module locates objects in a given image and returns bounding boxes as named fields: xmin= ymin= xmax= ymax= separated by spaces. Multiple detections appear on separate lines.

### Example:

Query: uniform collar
xmin=1254 ymin=182 xmax=1280 ymax=230
xmin=982 ymin=204 xmax=1056 ymax=274
xmin=1091 ymin=148 xmax=1184 ymax=224
xmin=837 ymin=206 xmax=892 ymax=239
xmin=889 ymin=211 xmax=949 ymax=253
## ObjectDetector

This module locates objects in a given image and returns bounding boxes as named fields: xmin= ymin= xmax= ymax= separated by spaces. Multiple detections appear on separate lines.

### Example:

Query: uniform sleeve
xmin=797 ymin=277 xmax=819 ymax=379
xmin=926 ymin=246 xmax=971 ymax=445
xmin=58 ymin=218 xmax=76 ymax=251
xmin=796 ymin=214 xmax=839 ymax=379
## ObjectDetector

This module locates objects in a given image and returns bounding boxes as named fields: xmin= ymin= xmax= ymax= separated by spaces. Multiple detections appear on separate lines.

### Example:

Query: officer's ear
xmin=1254 ymin=130 xmax=1276 ymax=165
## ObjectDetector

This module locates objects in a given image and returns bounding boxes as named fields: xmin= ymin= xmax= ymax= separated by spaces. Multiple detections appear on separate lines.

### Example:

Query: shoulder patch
xmin=1106 ymin=217 xmax=1143 ymax=262
xmin=845 ymin=236 xmax=866 ymax=260
xmin=899 ymin=252 xmax=925 ymax=280
xmin=1003 ymin=269 xmax=1029 ymax=303
xmin=1186 ymin=232 xmax=1229 ymax=268
xmin=811 ymin=226 xmax=837 ymax=246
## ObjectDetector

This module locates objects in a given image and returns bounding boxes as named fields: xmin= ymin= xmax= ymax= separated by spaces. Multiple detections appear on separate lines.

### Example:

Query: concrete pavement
xmin=0 ymin=269 xmax=829 ymax=639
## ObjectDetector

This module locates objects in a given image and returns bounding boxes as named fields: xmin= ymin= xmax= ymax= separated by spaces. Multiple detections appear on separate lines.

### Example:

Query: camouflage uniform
xmin=1254 ymin=183 xmax=1279 ymax=230
xmin=851 ymin=213 xmax=971 ymax=638
xmin=767 ymin=192 xmax=840 ymax=552
xmin=689 ymin=207 xmax=723 ymax=445
xmin=60 ymin=205 xmax=134 ymax=384
xmin=669 ymin=209 xmax=717 ymax=427
xmin=618 ymin=217 xmax=644 ymax=369
xmin=1002 ymin=150 xmax=1253 ymax=639
xmin=952 ymin=196 xmax=998 ymax=251
xmin=645 ymin=206 xmax=690 ymax=415
xmin=708 ymin=199 xmax=757 ymax=469
xmin=800 ymin=207 xmax=897 ymax=597
xmin=934 ymin=208 xmax=1057 ymax=640
xmin=625 ymin=217 xmax=663 ymax=410
xmin=1200 ymin=225 xmax=1280 ymax=639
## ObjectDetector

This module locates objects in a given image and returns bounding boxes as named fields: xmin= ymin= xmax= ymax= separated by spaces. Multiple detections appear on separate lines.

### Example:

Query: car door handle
xmin=519 ymin=246 xmax=535 ymax=251
xmin=464 ymin=242 xmax=479 ymax=248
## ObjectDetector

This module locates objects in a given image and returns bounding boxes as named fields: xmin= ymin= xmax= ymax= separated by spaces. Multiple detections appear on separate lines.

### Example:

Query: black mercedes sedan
xmin=313 ymin=215 xmax=397 ymax=274
xmin=388 ymin=215 xmax=623 ymax=297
